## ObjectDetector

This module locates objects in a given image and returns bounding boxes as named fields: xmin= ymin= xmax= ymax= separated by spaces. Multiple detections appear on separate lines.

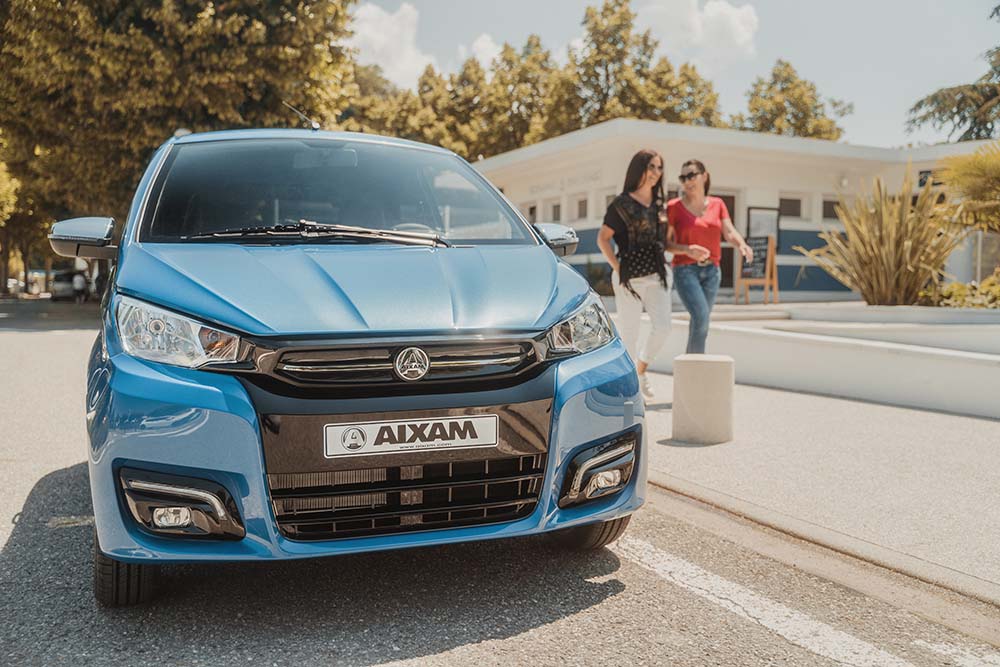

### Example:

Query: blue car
xmin=49 ymin=129 xmax=645 ymax=606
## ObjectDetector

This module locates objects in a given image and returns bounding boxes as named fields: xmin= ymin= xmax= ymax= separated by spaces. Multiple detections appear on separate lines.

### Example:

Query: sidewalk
xmin=641 ymin=372 xmax=1000 ymax=607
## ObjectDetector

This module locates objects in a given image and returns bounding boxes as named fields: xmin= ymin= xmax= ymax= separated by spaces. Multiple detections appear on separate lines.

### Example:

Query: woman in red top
xmin=667 ymin=159 xmax=753 ymax=354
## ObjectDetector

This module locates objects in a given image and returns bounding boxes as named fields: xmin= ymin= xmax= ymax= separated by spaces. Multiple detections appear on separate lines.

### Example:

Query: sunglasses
xmin=679 ymin=170 xmax=702 ymax=182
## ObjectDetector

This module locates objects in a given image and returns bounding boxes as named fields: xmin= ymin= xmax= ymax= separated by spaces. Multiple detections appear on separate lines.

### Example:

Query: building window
xmin=528 ymin=205 xmax=537 ymax=223
xmin=667 ymin=189 xmax=678 ymax=200
xmin=551 ymin=203 xmax=561 ymax=222
xmin=779 ymin=198 xmax=802 ymax=218
xmin=577 ymin=198 xmax=588 ymax=220
xmin=822 ymin=200 xmax=838 ymax=220
xmin=605 ymin=193 xmax=616 ymax=208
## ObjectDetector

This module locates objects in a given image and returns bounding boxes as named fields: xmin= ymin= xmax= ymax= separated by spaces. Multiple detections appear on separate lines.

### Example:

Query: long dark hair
xmin=623 ymin=149 xmax=665 ymax=209
xmin=681 ymin=158 xmax=711 ymax=196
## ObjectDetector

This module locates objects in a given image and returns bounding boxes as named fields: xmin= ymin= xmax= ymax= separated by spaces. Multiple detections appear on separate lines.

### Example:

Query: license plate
xmin=324 ymin=415 xmax=499 ymax=458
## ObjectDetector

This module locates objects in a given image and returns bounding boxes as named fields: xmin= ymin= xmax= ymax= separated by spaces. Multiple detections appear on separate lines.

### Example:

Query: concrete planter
xmin=625 ymin=315 xmax=1000 ymax=420
xmin=786 ymin=303 xmax=1000 ymax=324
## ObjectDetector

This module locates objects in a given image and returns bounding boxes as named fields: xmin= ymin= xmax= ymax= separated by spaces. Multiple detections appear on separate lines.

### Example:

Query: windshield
xmin=141 ymin=138 xmax=535 ymax=245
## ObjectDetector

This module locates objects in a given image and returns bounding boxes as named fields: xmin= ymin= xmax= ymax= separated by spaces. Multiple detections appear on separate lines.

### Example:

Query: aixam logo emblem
xmin=394 ymin=347 xmax=430 ymax=381
xmin=341 ymin=427 xmax=367 ymax=451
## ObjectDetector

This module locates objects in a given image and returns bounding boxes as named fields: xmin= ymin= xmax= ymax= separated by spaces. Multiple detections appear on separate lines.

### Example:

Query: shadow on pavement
xmin=0 ymin=299 xmax=101 ymax=331
xmin=0 ymin=463 xmax=626 ymax=666
xmin=656 ymin=438 xmax=725 ymax=448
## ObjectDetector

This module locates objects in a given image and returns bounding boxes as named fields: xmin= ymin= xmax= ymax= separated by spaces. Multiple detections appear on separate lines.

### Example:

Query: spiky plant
xmin=796 ymin=172 xmax=968 ymax=305
xmin=938 ymin=141 xmax=1000 ymax=233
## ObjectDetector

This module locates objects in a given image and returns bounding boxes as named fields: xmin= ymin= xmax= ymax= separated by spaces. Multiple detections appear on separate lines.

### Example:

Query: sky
xmin=348 ymin=0 xmax=1000 ymax=148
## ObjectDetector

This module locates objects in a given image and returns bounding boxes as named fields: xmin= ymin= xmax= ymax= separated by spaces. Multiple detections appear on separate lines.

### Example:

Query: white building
xmin=474 ymin=118 xmax=994 ymax=300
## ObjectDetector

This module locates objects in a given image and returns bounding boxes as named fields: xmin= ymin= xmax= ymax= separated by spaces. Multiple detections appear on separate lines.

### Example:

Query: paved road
xmin=2 ymin=301 xmax=999 ymax=666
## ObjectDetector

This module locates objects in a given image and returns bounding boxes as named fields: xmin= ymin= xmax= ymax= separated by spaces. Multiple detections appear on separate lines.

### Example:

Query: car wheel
xmin=550 ymin=516 xmax=631 ymax=551
xmin=93 ymin=530 xmax=159 ymax=607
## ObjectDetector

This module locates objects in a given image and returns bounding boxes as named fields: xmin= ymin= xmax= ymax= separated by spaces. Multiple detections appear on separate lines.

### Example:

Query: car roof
xmin=169 ymin=128 xmax=453 ymax=155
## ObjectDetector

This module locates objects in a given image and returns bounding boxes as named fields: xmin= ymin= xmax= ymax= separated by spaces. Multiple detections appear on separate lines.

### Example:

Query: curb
xmin=647 ymin=470 xmax=1000 ymax=610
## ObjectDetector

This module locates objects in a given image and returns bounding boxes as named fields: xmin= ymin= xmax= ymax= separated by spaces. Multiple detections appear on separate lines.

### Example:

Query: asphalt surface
xmin=2 ymin=300 xmax=999 ymax=666
xmin=641 ymin=368 xmax=1000 ymax=593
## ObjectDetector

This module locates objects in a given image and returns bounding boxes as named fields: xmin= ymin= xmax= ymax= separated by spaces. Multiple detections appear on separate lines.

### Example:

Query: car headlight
xmin=547 ymin=294 xmax=615 ymax=355
xmin=116 ymin=295 xmax=239 ymax=368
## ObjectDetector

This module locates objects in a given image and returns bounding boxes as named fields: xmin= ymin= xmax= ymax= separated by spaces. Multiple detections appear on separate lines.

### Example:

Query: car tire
xmin=93 ymin=531 xmax=159 ymax=607
xmin=550 ymin=516 xmax=632 ymax=551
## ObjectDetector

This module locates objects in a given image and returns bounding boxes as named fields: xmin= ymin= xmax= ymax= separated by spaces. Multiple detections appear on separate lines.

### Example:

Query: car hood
xmin=116 ymin=242 xmax=590 ymax=336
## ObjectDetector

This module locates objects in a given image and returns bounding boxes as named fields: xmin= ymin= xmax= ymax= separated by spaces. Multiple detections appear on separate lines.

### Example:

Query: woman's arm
xmin=665 ymin=226 xmax=710 ymax=262
xmin=663 ymin=203 xmax=710 ymax=261
xmin=665 ymin=237 xmax=711 ymax=262
xmin=597 ymin=225 xmax=619 ymax=273
xmin=722 ymin=218 xmax=753 ymax=261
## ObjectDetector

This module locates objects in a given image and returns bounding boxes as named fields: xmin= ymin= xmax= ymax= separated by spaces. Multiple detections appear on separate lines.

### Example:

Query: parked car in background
xmin=49 ymin=129 xmax=645 ymax=607
xmin=49 ymin=271 xmax=77 ymax=300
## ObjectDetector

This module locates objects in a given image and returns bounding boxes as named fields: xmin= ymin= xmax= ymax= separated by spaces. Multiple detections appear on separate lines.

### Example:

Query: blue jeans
xmin=674 ymin=264 xmax=721 ymax=354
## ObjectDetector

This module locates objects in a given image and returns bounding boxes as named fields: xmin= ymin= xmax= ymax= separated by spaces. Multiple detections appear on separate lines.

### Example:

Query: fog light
xmin=586 ymin=470 xmax=622 ymax=497
xmin=152 ymin=506 xmax=192 ymax=528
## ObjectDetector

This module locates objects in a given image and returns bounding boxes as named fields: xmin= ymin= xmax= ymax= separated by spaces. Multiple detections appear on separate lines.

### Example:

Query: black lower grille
xmin=268 ymin=454 xmax=546 ymax=540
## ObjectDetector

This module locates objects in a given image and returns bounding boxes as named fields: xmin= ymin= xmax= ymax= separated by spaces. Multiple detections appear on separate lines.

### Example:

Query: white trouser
xmin=612 ymin=270 xmax=672 ymax=366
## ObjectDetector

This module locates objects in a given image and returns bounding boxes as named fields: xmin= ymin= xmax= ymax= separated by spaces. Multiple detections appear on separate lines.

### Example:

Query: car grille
xmin=268 ymin=454 xmax=546 ymax=540
xmin=272 ymin=341 xmax=538 ymax=388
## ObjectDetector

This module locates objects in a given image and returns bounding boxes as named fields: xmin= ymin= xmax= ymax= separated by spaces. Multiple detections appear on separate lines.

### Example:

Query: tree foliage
xmin=0 ymin=0 xmax=357 ymax=222
xmin=345 ymin=0 xmax=725 ymax=161
xmin=908 ymin=6 xmax=1000 ymax=141
xmin=731 ymin=60 xmax=852 ymax=140
xmin=938 ymin=141 xmax=1000 ymax=232
xmin=0 ymin=142 xmax=18 ymax=230
xmin=0 ymin=0 xmax=856 ymax=271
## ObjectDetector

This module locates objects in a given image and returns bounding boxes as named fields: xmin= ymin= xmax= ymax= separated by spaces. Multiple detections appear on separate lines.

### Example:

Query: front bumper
xmin=86 ymin=334 xmax=645 ymax=563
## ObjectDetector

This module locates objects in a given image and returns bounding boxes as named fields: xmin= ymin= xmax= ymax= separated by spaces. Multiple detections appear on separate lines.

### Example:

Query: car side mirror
xmin=534 ymin=223 xmax=578 ymax=257
xmin=49 ymin=217 xmax=118 ymax=260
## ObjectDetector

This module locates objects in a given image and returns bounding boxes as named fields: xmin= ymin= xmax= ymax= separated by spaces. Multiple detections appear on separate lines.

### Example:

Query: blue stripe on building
xmin=575 ymin=227 xmax=600 ymax=255
xmin=778 ymin=265 xmax=850 ymax=291
xmin=778 ymin=229 xmax=827 ymax=254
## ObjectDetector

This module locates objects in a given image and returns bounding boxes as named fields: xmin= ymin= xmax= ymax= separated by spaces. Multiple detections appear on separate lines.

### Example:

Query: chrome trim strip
xmin=126 ymin=479 xmax=228 ymax=520
xmin=278 ymin=354 xmax=527 ymax=374
xmin=279 ymin=362 xmax=394 ymax=373
xmin=428 ymin=354 xmax=526 ymax=368
xmin=569 ymin=442 xmax=635 ymax=496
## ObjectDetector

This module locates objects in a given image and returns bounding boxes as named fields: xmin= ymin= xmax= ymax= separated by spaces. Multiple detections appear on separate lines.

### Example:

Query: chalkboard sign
xmin=734 ymin=234 xmax=779 ymax=304
xmin=740 ymin=236 xmax=771 ymax=279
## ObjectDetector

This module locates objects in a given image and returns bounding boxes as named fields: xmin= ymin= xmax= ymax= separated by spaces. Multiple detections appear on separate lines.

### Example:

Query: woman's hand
xmin=738 ymin=243 xmax=754 ymax=262
xmin=686 ymin=244 xmax=711 ymax=262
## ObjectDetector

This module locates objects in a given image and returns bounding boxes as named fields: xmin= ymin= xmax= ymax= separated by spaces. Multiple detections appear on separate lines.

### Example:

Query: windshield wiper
xmin=295 ymin=220 xmax=451 ymax=247
xmin=187 ymin=220 xmax=451 ymax=247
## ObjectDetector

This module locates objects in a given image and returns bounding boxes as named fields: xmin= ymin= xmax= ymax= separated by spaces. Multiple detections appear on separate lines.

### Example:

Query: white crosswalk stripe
xmin=614 ymin=536 xmax=913 ymax=667
xmin=912 ymin=640 xmax=1000 ymax=667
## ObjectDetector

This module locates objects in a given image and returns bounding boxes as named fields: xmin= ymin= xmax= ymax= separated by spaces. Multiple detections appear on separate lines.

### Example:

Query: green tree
xmin=480 ymin=36 xmax=557 ymax=155
xmin=0 ymin=140 xmax=21 ymax=295
xmin=411 ymin=65 xmax=460 ymax=152
xmin=0 ymin=0 xmax=357 ymax=223
xmin=908 ymin=6 xmax=1000 ymax=141
xmin=338 ymin=64 xmax=422 ymax=141
xmin=525 ymin=64 xmax=585 ymax=144
xmin=639 ymin=59 xmax=722 ymax=127
xmin=732 ymin=60 xmax=852 ymax=140
xmin=572 ymin=0 xmax=657 ymax=125
xmin=448 ymin=58 xmax=491 ymax=159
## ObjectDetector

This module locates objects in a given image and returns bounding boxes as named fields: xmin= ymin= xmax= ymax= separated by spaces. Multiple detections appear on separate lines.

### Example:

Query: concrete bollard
xmin=671 ymin=354 xmax=735 ymax=444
